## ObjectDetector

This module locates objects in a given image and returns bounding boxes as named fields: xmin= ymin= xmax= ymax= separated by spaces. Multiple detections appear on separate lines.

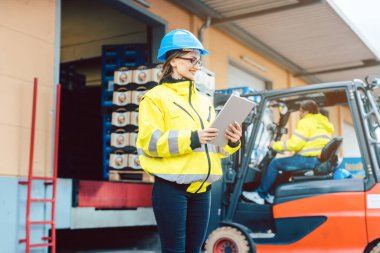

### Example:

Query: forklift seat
xmin=291 ymin=137 xmax=343 ymax=182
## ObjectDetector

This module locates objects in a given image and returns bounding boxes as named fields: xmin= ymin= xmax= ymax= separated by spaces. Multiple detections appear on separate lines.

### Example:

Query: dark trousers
xmin=257 ymin=154 xmax=320 ymax=198
xmin=152 ymin=177 xmax=211 ymax=253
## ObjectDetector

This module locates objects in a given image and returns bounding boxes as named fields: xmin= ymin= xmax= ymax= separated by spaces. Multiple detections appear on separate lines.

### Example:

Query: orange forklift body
xmin=259 ymin=192 xmax=367 ymax=252
xmin=205 ymin=79 xmax=380 ymax=253
xmin=257 ymin=184 xmax=380 ymax=252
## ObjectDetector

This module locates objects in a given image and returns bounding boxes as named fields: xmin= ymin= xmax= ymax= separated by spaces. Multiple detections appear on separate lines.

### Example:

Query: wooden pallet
xmin=109 ymin=170 xmax=154 ymax=183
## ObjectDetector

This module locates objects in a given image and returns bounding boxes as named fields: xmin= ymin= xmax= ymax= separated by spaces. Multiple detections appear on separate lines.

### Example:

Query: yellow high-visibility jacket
xmin=272 ymin=113 xmax=334 ymax=156
xmin=136 ymin=80 xmax=240 ymax=193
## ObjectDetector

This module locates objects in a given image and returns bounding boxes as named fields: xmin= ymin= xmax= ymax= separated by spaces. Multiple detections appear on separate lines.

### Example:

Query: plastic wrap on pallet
xmin=194 ymin=67 xmax=215 ymax=101
xmin=111 ymin=113 xmax=138 ymax=132
xmin=132 ymin=66 xmax=152 ymax=84
xmin=110 ymin=131 xmax=129 ymax=148
xmin=112 ymin=90 xmax=130 ymax=106
xmin=150 ymin=64 xmax=163 ymax=83
xmin=129 ymin=111 xmax=138 ymax=126
xmin=101 ymin=43 xmax=147 ymax=108
xmin=128 ymin=154 xmax=141 ymax=170
xmin=195 ymin=67 xmax=215 ymax=91
xmin=109 ymin=151 xmax=128 ymax=170
xmin=111 ymin=111 xmax=129 ymax=127
xmin=107 ymin=63 xmax=161 ymax=177
xmin=114 ymin=68 xmax=132 ymax=85
xmin=112 ymin=90 xmax=147 ymax=108
xmin=109 ymin=152 xmax=140 ymax=170
xmin=110 ymin=132 xmax=138 ymax=149
xmin=130 ymin=90 xmax=148 ymax=106
xmin=113 ymin=81 xmax=155 ymax=92
xmin=128 ymin=132 xmax=138 ymax=147
xmin=102 ymin=44 xmax=148 ymax=180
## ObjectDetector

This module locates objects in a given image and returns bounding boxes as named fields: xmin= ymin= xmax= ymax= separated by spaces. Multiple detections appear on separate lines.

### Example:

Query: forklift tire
xmin=204 ymin=226 xmax=251 ymax=253
xmin=370 ymin=242 xmax=380 ymax=253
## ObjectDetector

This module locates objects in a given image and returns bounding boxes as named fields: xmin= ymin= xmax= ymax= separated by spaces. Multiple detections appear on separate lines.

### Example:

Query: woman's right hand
xmin=198 ymin=128 xmax=219 ymax=144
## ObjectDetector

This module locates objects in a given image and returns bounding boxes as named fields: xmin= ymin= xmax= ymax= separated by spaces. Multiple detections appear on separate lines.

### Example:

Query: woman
xmin=136 ymin=29 xmax=242 ymax=253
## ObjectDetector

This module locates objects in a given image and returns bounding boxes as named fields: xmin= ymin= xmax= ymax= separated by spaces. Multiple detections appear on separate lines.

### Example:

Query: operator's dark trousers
xmin=257 ymin=154 xmax=320 ymax=198
xmin=152 ymin=177 xmax=211 ymax=253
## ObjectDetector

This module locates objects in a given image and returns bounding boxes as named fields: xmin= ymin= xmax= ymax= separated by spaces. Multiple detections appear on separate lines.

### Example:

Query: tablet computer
xmin=210 ymin=94 xmax=255 ymax=146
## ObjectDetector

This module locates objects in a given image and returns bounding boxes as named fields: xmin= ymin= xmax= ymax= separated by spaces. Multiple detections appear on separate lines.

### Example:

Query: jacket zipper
xmin=173 ymin=101 xmax=195 ymax=121
xmin=188 ymin=81 xmax=211 ymax=193
xmin=207 ymin=106 xmax=211 ymax=122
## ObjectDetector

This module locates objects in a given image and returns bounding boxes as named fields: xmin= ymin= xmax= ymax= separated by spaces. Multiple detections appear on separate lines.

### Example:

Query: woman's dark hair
xmin=160 ymin=50 xmax=188 ymax=81
xmin=300 ymin=100 xmax=319 ymax=114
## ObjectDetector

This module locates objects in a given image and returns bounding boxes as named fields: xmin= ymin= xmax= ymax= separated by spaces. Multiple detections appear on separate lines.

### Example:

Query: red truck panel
xmin=77 ymin=180 xmax=153 ymax=208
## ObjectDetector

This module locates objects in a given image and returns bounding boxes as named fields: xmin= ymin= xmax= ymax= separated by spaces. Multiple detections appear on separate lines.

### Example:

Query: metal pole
xmin=51 ymin=84 xmax=61 ymax=253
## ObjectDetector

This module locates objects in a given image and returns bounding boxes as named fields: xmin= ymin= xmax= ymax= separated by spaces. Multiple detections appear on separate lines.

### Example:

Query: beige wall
xmin=0 ymin=0 xmax=319 ymax=177
xmin=0 ymin=0 xmax=56 ymax=177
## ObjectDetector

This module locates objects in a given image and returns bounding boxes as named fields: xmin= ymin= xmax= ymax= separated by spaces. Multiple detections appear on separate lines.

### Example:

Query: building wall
xmin=0 ymin=1 xmax=56 ymax=251
xmin=0 ymin=0 xmax=308 ymax=178
xmin=0 ymin=0 xmax=56 ymax=177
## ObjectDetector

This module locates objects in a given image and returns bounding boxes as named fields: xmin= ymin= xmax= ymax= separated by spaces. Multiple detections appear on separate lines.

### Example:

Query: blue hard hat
xmin=157 ymin=29 xmax=208 ymax=62
xmin=333 ymin=168 xmax=352 ymax=180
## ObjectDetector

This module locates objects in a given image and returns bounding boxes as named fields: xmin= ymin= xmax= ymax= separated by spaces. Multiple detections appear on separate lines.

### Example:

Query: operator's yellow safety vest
xmin=273 ymin=113 xmax=334 ymax=156
xmin=136 ymin=80 xmax=240 ymax=193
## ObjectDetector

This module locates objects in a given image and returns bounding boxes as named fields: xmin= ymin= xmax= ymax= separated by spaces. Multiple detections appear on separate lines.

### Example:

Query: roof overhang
xmin=171 ymin=0 xmax=380 ymax=83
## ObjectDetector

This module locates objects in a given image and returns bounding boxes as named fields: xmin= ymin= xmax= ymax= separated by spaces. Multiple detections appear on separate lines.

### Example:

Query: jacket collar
xmin=160 ymin=77 xmax=196 ymax=97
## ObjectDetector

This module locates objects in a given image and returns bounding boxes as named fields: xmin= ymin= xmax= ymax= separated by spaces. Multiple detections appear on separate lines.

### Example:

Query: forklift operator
xmin=243 ymin=100 xmax=334 ymax=205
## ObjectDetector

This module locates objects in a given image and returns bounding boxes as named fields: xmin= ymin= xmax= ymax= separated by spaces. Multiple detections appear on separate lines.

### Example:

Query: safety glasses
xmin=176 ymin=57 xmax=202 ymax=67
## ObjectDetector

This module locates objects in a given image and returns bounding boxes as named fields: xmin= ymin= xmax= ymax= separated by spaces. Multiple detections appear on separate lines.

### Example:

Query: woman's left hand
xmin=225 ymin=121 xmax=242 ymax=144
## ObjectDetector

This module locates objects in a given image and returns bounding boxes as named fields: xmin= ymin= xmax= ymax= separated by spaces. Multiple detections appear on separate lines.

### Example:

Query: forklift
xmin=204 ymin=76 xmax=380 ymax=253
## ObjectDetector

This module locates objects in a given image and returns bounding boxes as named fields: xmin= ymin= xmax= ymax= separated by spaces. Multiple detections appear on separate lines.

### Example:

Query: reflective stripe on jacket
xmin=272 ymin=113 xmax=334 ymax=156
xmin=136 ymin=80 xmax=240 ymax=193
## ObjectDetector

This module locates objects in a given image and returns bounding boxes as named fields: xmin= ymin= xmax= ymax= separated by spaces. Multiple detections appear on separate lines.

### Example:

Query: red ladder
xmin=19 ymin=78 xmax=61 ymax=253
